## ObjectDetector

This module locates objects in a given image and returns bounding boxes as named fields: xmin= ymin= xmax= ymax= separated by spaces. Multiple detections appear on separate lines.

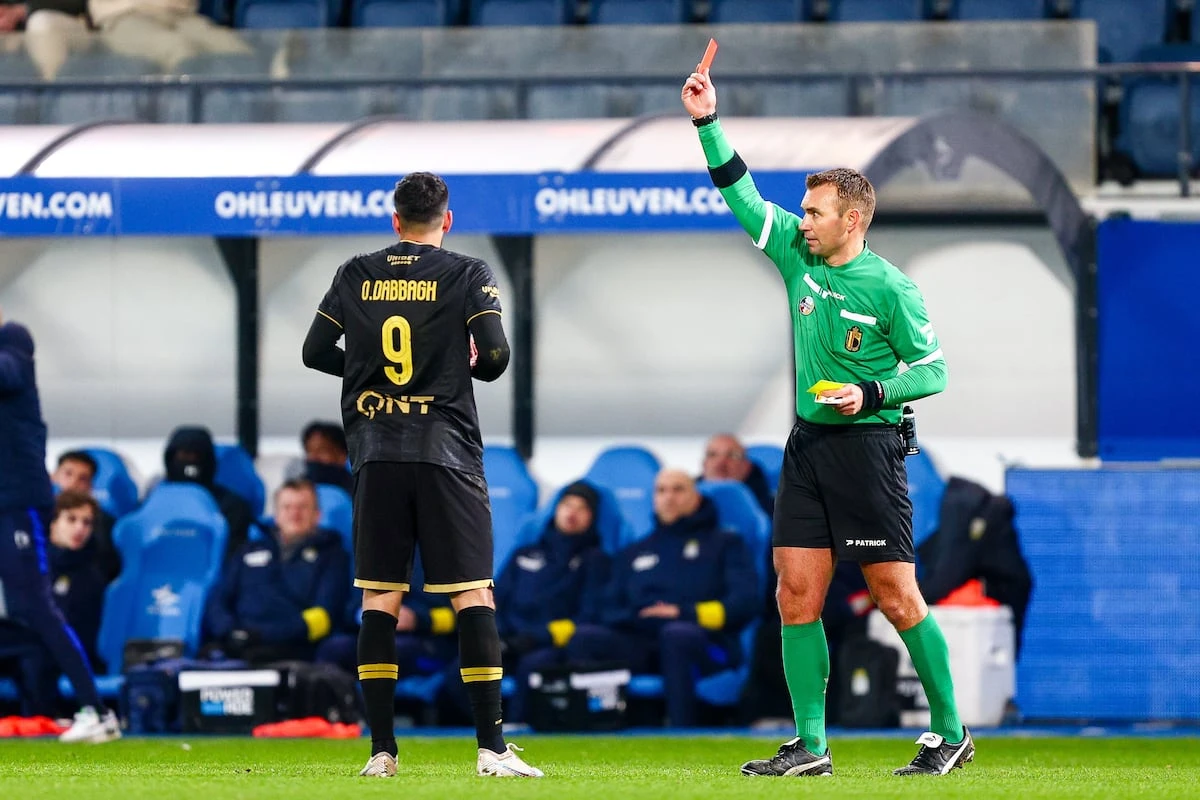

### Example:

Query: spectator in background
xmin=87 ymin=0 xmax=250 ymax=72
xmin=474 ymin=480 xmax=611 ymax=723
xmin=567 ymin=469 xmax=758 ymax=727
xmin=202 ymin=479 xmax=350 ymax=664
xmin=50 ymin=449 xmax=121 ymax=582
xmin=297 ymin=420 xmax=353 ymax=495
xmin=698 ymin=433 xmax=775 ymax=517
xmin=46 ymin=491 xmax=110 ymax=672
xmin=23 ymin=0 xmax=91 ymax=80
xmin=162 ymin=425 xmax=253 ymax=560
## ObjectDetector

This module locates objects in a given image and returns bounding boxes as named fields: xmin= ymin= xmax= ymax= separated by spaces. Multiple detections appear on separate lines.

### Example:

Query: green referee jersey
xmin=698 ymin=120 xmax=947 ymax=425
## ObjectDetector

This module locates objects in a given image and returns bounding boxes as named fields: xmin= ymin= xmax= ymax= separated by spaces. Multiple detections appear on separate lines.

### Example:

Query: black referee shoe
xmin=740 ymin=737 xmax=833 ymax=777
xmin=893 ymin=728 xmax=974 ymax=776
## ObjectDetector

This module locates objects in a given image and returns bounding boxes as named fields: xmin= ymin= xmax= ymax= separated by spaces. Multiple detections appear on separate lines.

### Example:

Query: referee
xmin=302 ymin=173 xmax=542 ymax=778
xmin=682 ymin=69 xmax=973 ymax=777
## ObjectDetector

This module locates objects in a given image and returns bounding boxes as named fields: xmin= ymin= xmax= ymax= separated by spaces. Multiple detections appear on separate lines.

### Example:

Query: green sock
xmin=897 ymin=613 xmax=964 ymax=743
xmin=781 ymin=621 xmax=829 ymax=756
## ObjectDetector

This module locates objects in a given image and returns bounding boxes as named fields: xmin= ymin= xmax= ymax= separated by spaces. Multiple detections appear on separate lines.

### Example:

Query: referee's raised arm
xmin=682 ymin=68 xmax=800 ymax=267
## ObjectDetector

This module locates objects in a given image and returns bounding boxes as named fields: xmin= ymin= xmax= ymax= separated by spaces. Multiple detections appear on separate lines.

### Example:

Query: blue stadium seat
xmin=1071 ymin=0 xmax=1170 ymax=64
xmin=510 ymin=479 xmax=632 ymax=556
xmin=235 ymin=0 xmax=329 ymax=27
xmin=1116 ymin=52 xmax=1200 ymax=179
xmin=948 ymin=0 xmax=1046 ymax=19
xmin=315 ymin=483 xmax=353 ymax=551
xmin=826 ymin=0 xmax=926 ymax=21
xmin=84 ymin=447 xmax=140 ymax=518
xmin=214 ymin=443 xmax=266 ymax=518
xmin=745 ymin=443 xmax=784 ymax=495
xmin=708 ymin=0 xmax=803 ymax=22
xmin=906 ymin=449 xmax=945 ymax=545
xmin=699 ymin=481 xmax=771 ymax=559
xmin=584 ymin=445 xmax=661 ymax=542
xmin=482 ymin=445 xmax=539 ymax=571
xmin=468 ymin=0 xmax=573 ymax=25
xmin=96 ymin=484 xmax=229 ymax=675
xmin=589 ymin=0 xmax=687 ymax=24
xmin=352 ymin=0 xmax=452 ymax=25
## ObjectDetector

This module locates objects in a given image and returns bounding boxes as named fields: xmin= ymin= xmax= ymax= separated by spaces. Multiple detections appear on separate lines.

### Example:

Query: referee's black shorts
xmin=352 ymin=461 xmax=494 ymax=594
xmin=773 ymin=418 xmax=914 ymax=563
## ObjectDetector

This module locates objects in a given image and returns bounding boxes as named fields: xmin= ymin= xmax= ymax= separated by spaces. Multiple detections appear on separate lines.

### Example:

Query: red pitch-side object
xmin=699 ymin=38 xmax=718 ymax=72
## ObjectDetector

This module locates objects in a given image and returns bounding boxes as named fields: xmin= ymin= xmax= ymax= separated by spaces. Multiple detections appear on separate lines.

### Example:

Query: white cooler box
xmin=866 ymin=605 xmax=1015 ymax=728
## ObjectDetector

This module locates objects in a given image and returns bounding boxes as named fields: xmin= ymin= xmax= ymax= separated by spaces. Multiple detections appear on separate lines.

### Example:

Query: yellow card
xmin=806 ymin=380 xmax=845 ymax=395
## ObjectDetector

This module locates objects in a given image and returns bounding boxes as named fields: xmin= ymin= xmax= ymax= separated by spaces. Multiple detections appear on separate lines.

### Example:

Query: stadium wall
xmin=3 ymin=222 xmax=1080 ymax=493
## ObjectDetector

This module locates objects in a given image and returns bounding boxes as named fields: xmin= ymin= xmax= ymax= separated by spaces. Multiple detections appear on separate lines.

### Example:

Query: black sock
xmin=357 ymin=609 xmax=398 ymax=758
xmin=457 ymin=605 xmax=506 ymax=754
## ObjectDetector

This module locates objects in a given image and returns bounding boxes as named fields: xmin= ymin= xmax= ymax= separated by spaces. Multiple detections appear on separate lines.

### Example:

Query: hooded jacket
xmin=0 ymin=322 xmax=54 ymax=513
xmin=601 ymin=496 xmax=758 ymax=660
xmin=495 ymin=522 xmax=611 ymax=648
xmin=162 ymin=426 xmax=253 ymax=559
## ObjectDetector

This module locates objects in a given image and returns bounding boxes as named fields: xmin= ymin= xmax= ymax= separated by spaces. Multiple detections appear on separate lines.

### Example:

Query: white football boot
xmin=58 ymin=706 xmax=121 ymax=744
xmin=477 ymin=743 xmax=544 ymax=777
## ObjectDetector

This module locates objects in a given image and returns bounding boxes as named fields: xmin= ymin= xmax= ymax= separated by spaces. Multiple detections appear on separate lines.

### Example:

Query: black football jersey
xmin=317 ymin=241 xmax=503 ymax=475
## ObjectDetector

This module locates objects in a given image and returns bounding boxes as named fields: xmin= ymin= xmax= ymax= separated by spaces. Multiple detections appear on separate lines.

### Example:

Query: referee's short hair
xmin=393 ymin=171 xmax=449 ymax=228
xmin=806 ymin=168 xmax=876 ymax=231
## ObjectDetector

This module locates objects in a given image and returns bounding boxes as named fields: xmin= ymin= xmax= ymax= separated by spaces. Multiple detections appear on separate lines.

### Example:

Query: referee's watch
xmin=691 ymin=112 xmax=719 ymax=127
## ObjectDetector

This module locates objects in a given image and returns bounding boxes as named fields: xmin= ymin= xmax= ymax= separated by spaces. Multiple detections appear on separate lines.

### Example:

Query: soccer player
xmin=681 ymin=69 xmax=974 ymax=776
xmin=0 ymin=313 xmax=119 ymax=743
xmin=301 ymin=172 xmax=542 ymax=779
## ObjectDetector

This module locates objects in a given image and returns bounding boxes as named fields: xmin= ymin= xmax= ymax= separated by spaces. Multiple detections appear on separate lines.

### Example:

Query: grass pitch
xmin=1 ymin=734 xmax=1198 ymax=800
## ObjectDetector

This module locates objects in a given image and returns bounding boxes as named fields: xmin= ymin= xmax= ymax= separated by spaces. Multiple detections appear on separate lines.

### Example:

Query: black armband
xmin=691 ymin=112 xmax=719 ymax=128
xmin=856 ymin=380 xmax=884 ymax=412
xmin=708 ymin=152 xmax=747 ymax=189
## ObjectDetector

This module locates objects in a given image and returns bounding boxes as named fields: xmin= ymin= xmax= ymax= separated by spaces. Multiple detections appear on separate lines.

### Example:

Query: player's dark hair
xmin=393 ymin=172 xmax=449 ymax=228
xmin=56 ymin=449 xmax=98 ymax=476
xmin=805 ymin=168 xmax=876 ymax=230
xmin=301 ymin=420 xmax=347 ymax=455
xmin=54 ymin=490 xmax=99 ymax=521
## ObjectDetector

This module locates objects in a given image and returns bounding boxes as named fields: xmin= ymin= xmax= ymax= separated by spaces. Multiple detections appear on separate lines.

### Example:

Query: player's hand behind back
xmin=682 ymin=69 xmax=717 ymax=119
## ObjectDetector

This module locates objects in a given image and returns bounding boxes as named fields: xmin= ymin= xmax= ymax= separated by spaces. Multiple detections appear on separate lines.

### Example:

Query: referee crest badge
xmin=845 ymin=325 xmax=863 ymax=352
xmin=799 ymin=296 xmax=815 ymax=316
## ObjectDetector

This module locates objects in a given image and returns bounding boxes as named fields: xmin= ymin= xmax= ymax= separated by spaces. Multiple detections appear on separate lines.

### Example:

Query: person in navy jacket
xmin=0 ymin=317 xmax=118 ymax=742
xmin=46 ymin=491 xmax=111 ymax=672
xmin=203 ymin=478 xmax=350 ymax=663
xmin=489 ymin=480 xmax=611 ymax=722
xmin=567 ymin=469 xmax=759 ymax=727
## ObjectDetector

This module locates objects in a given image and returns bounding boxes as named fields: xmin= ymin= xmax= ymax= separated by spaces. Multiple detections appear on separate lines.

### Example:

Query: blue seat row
xmin=214 ymin=0 xmax=1183 ymax=52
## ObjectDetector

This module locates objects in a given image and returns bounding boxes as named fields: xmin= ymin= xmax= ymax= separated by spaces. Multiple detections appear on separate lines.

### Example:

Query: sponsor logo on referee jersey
xmin=481 ymin=285 xmax=500 ymax=300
